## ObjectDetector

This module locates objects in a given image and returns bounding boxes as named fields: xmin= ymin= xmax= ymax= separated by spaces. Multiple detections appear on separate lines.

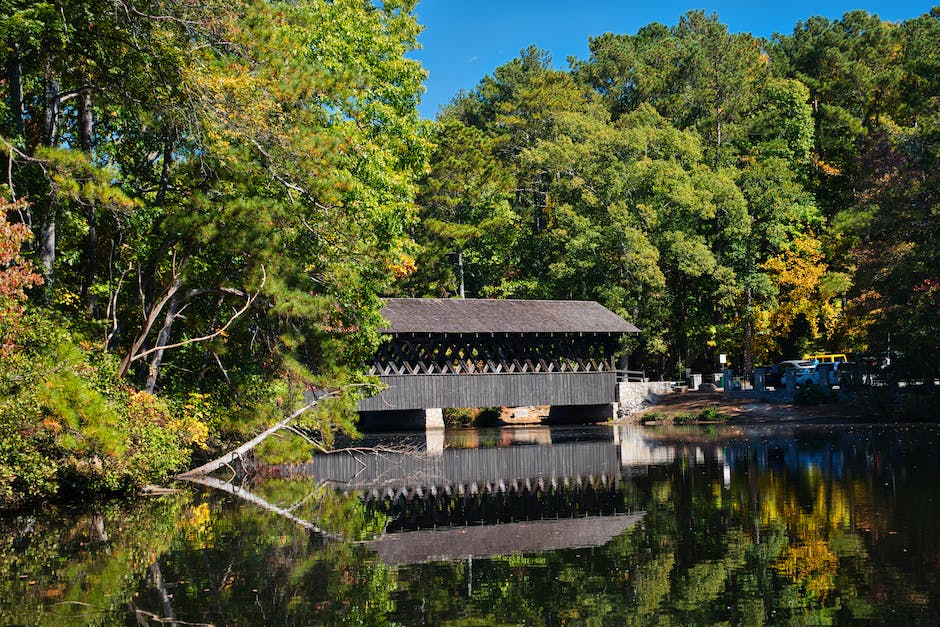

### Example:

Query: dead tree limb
xmin=118 ymin=253 xmax=186 ymax=377
xmin=118 ymin=263 xmax=265 ymax=378
xmin=176 ymin=395 xmax=332 ymax=479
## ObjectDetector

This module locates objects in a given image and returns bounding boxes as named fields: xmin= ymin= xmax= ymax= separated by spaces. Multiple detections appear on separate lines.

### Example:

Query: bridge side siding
xmin=357 ymin=371 xmax=618 ymax=411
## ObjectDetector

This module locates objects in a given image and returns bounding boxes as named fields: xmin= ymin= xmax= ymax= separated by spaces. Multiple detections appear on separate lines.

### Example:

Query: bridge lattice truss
xmin=370 ymin=333 xmax=618 ymax=376
xmin=355 ymin=473 xmax=619 ymax=503
xmin=356 ymin=474 xmax=632 ymax=532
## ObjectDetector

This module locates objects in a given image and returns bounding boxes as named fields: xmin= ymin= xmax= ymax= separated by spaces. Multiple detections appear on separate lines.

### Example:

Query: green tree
xmin=0 ymin=0 xmax=429 ymax=502
xmin=559 ymin=12 xmax=829 ymax=369
xmin=771 ymin=10 xmax=904 ymax=217
xmin=773 ymin=8 xmax=940 ymax=370
xmin=401 ymin=120 xmax=516 ymax=298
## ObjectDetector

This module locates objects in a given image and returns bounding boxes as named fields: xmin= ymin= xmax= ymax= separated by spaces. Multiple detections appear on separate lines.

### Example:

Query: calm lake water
xmin=3 ymin=423 xmax=939 ymax=625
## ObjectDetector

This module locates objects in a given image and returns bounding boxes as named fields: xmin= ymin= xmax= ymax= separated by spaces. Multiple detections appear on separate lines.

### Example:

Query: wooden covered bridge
xmin=357 ymin=298 xmax=640 ymax=428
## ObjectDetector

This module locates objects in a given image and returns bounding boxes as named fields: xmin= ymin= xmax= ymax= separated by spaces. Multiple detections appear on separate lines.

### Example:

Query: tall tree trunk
xmin=43 ymin=74 xmax=59 ymax=146
xmin=155 ymin=129 xmax=174 ymax=208
xmin=743 ymin=286 xmax=753 ymax=374
xmin=38 ymin=73 xmax=60 ymax=293
xmin=109 ymin=134 xmax=175 ymax=351
xmin=36 ymin=207 xmax=55 ymax=293
xmin=532 ymin=187 xmax=543 ymax=232
xmin=145 ymin=292 xmax=181 ymax=393
xmin=6 ymin=45 xmax=24 ymax=136
xmin=457 ymin=248 xmax=465 ymax=298
xmin=79 ymin=89 xmax=98 ymax=313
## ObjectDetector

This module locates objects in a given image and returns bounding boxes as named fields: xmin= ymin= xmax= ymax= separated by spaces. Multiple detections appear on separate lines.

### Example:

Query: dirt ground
xmin=627 ymin=389 xmax=882 ymax=424
xmin=499 ymin=405 xmax=551 ymax=424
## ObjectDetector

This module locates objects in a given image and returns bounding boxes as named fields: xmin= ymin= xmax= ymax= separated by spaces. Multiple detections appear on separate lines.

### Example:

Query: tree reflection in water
xmin=1 ymin=424 xmax=938 ymax=624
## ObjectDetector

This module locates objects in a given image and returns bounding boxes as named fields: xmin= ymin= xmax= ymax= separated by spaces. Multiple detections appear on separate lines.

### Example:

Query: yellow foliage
xmin=168 ymin=416 xmax=210 ymax=450
xmin=759 ymin=235 xmax=834 ymax=352
xmin=127 ymin=391 xmax=172 ymax=426
xmin=53 ymin=289 xmax=80 ymax=308
xmin=174 ymin=392 xmax=214 ymax=449
xmin=814 ymin=156 xmax=841 ymax=176
xmin=182 ymin=502 xmax=214 ymax=549
xmin=775 ymin=539 xmax=838 ymax=598
xmin=751 ymin=472 xmax=860 ymax=602
xmin=387 ymin=252 xmax=417 ymax=279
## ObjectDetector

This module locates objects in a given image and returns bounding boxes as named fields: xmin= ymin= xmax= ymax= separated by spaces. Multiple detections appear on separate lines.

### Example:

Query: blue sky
xmin=411 ymin=1 xmax=937 ymax=119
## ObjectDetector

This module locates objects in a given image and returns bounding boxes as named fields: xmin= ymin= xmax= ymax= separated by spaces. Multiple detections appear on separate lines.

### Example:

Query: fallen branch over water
xmin=176 ymin=394 xmax=335 ymax=479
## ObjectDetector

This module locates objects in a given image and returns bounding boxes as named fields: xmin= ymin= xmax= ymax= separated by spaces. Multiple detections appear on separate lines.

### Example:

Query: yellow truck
xmin=804 ymin=353 xmax=848 ymax=364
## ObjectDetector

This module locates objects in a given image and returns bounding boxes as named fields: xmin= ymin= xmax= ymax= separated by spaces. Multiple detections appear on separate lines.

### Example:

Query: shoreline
xmin=619 ymin=388 xmax=887 ymax=425
xmin=491 ymin=389 xmax=893 ymax=427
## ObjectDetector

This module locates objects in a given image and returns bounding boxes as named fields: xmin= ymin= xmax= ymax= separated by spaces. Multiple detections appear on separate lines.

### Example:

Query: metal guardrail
xmin=617 ymin=370 xmax=646 ymax=382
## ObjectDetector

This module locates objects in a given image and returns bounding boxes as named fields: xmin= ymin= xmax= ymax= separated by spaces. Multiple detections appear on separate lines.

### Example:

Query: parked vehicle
xmin=863 ymin=351 xmax=904 ymax=369
xmin=781 ymin=363 xmax=816 ymax=387
xmin=854 ymin=351 xmax=905 ymax=385
xmin=804 ymin=353 xmax=848 ymax=364
xmin=765 ymin=360 xmax=814 ymax=388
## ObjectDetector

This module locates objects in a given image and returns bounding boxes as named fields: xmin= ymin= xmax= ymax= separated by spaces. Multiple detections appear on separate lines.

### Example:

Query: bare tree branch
xmin=118 ymin=257 xmax=185 ymax=377
xmin=106 ymin=261 xmax=131 ymax=348
xmin=213 ymin=351 xmax=232 ymax=386
xmin=129 ymin=266 xmax=266 ymax=363
xmin=112 ymin=0 xmax=202 ymax=26
xmin=249 ymin=138 xmax=312 ymax=202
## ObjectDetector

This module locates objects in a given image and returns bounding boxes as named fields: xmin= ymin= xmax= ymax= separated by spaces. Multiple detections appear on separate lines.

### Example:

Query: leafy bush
xmin=443 ymin=407 xmax=476 ymax=427
xmin=473 ymin=407 xmax=502 ymax=426
xmin=699 ymin=405 xmax=728 ymax=422
xmin=0 ymin=308 xmax=198 ymax=508
xmin=651 ymin=406 xmax=728 ymax=424
xmin=0 ymin=425 xmax=58 ymax=505
xmin=442 ymin=407 xmax=505 ymax=427
xmin=0 ymin=205 xmax=43 ymax=356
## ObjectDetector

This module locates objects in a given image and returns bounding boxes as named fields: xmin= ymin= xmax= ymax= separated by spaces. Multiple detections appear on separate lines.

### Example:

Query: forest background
xmin=0 ymin=0 xmax=938 ymax=507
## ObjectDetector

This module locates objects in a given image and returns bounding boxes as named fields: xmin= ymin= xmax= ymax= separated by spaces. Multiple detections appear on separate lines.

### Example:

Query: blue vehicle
xmin=771 ymin=360 xmax=814 ymax=387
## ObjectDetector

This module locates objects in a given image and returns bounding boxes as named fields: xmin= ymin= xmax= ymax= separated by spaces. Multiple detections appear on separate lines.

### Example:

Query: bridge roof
xmin=379 ymin=298 xmax=640 ymax=334
xmin=367 ymin=513 xmax=645 ymax=564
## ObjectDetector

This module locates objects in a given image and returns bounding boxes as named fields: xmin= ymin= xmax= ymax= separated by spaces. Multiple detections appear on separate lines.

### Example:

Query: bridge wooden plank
xmin=357 ymin=371 xmax=618 ymax=411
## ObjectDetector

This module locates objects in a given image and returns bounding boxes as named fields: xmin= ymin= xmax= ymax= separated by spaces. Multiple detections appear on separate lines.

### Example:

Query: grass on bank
xmin=643 ymin=404 xmax=729 ymax=424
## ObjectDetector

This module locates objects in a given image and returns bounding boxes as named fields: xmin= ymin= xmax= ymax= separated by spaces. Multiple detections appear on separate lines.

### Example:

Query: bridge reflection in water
xmin=267 ymin=426 xmax=727 ymax=563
